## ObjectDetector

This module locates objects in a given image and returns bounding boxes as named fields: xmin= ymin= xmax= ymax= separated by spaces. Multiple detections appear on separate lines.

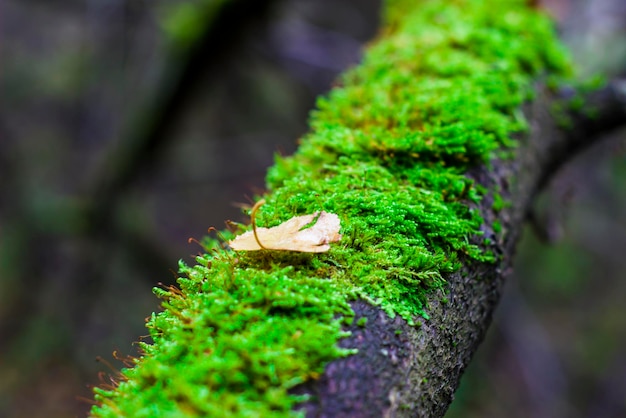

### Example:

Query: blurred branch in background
xmin=87 ymin=0 xmax=280 ymax=218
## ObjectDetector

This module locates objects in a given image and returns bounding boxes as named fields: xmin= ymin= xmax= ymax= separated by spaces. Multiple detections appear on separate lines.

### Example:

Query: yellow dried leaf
xmin=229 ymin=210 xmax=342 ymax=253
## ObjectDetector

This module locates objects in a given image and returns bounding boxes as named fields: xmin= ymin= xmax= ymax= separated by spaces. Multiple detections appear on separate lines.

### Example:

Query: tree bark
xmin=291 ymin=80 xmax=626 ymax=417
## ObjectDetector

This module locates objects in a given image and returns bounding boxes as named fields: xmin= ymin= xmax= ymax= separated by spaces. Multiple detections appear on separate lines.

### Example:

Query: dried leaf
xmin=229 ymin=211 xmax=342 ymax=253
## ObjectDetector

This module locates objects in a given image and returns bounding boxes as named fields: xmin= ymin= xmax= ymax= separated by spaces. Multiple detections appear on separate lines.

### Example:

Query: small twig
xmin=250 ymin=199 xmax=268 ymax=249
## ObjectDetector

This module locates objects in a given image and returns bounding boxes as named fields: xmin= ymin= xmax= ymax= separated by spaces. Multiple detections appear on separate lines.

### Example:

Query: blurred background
xmin=0 ymin=0 xmax=623 ymax=417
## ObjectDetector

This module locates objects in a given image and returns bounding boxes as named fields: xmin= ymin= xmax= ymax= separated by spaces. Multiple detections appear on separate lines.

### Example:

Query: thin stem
xmin=251 ymin=199 xmax=267 ymax=249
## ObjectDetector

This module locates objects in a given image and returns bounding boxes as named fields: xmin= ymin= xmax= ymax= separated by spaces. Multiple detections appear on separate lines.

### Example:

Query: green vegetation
xmin=160 ymin=0 xmax=226 ymax=51
xmin=91 ymin=0 xmax=571 ymax=416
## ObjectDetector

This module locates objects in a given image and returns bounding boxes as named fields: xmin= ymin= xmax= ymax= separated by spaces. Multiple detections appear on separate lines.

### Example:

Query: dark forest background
xmin=0 ymin=0 xmax=624 ymax=417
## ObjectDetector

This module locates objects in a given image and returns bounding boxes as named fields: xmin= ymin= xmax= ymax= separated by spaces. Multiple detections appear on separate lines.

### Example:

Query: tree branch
xmin=88 ymin=0 xmax=626 ymax=415
xmin=290 ymin=81 xmax=626 ymax=417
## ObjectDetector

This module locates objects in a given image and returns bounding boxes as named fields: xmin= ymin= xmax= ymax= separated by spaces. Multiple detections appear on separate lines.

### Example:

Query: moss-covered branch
xmin=90 ymin=0 xmax=626 ymax=417
xmin=289 ymin=78 xmax=626 ymax=416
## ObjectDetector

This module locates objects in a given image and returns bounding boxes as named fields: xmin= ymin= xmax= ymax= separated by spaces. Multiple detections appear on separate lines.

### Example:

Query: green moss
xmin=493 ymin=220 xmax=502 ymax=234
xmin=93 ymin=255 xmax=355 ymax=417
xmin=492 ymin=193 xmax=506 ymax=212
xmin=159 ymin=0 xmax=225 ymax=52
xmin=91 ymin=1 xmax=572 ymax=416
xmin=551 ymin=101 xmax=574 ymax=129
xmin=550 ymin=73 xmax=607 ymax=129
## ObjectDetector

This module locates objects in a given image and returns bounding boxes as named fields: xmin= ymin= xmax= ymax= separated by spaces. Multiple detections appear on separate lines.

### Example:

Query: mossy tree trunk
xmin=90 ymin=1 xmax=626 ymax=417
xmin=290 ymin=81 xmax=626 ymax=417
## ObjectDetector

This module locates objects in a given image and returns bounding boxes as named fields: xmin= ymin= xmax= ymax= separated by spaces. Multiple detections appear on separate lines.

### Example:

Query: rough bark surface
xmin=291 ymin=81 xmax=626 ymax=417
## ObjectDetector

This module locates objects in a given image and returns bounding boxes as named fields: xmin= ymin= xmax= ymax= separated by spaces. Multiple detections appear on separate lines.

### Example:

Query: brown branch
xmin=290 ymin=80 xmax=626 ymax=417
